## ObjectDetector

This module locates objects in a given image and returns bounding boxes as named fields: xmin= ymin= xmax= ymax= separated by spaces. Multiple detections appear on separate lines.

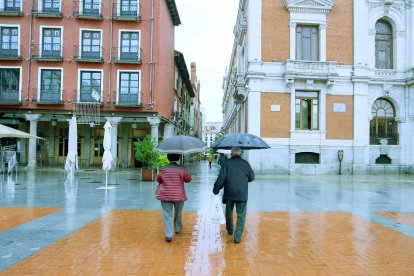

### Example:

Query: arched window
xmin=370 ymin=98 xmax=398 ymax=145
xmin=375 ymin=20 xmax=393 ymax=69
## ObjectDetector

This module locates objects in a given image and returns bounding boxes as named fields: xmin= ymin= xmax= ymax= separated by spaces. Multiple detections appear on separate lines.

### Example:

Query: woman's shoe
xmin=175 ymin=227 xmax=183 ymax=234
xmin=166 ymin=237 xmax=172 ymax=242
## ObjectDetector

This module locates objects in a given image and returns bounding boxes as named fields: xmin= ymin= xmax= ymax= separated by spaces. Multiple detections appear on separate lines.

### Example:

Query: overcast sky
xmin=175 ymin=0 xmax=239 ymax=122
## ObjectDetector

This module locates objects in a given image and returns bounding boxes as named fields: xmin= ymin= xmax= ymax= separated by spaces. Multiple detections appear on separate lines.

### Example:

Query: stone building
xmin=222 ymin=0 xmax=414 ymax=174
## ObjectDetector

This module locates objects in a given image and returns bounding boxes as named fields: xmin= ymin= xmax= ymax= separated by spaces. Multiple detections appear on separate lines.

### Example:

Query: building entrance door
xmin=55 ymin=125 xmax=68 ymax=164
xmin=91 ymin=128 xmax=104 ymax=165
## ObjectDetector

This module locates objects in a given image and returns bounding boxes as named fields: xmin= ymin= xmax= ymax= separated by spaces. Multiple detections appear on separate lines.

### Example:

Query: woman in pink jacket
xmin=156 ymin=154 xmax=192 ymax=242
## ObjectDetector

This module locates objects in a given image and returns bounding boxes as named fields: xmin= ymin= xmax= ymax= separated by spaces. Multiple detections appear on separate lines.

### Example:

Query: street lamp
xmin=337 ymin=150 xmax=344 ymax=175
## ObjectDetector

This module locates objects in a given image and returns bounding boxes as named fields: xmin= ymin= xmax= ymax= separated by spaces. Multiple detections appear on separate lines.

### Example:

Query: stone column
xmin=18 ymin=123 xmax=27 ymax=164
xmin=48 ymin=122 xmax=56 ymax=165
xmin=83 ymin=126 xmax=91 ymax=167
xmin=25 ymin=114 xmax=41 ymax=169
xmin=106 ymin=117 xmax=122 ymax=171
xmin=147 ymin=116 xmax=161 ymax=144
xmin=163 ymin=123 xmax=174 ymax=139
xmin=122 ymin=123 xmax=130 ymax=168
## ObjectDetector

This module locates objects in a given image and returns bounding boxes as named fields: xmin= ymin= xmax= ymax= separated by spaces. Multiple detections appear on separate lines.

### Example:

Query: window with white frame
xmin=79 ymin=70 xmax=101 ymax=102
xmin=3 ymin=0 xmax=21 ymax=11
xmin=295 ymin=91 xmax=319 ymax=130
xmin=120 ymin=31 xmax=139 ymax=60
xmin=375 ymin=20 xmax=393 ymax=69
xmin=42 ymin=0 xmax=60 ymax=12
xmin=118 ymin=71 xmax=140 ymax=104
xmin=40 ymin=69 xmax=61 ymax=102
xmin=119 ymin=0 xmax=137 ymax=16
xmin=0 ymin=26 xmax=18 ymax=57
xmin=0 ymin=68 xmax=20 ymax=102
xmin=42 ymin=28 xmax=61 ymax=58
xmin=296 ymin=25 xmax=319 ymax=61
xmin=370 ymin=98 xmax=398 ymax=145
xmin=82 ymin=0 xmax=100 ymax=15
xmin=81 ymin=30 xmax=101 ymax=59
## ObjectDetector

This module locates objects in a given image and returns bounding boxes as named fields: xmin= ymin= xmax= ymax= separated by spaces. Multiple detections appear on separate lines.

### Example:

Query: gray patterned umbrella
xmin=211 ymin=133 xmax=270 ymax=150
xmin=156 ymin=135 xmax=206 ymax=154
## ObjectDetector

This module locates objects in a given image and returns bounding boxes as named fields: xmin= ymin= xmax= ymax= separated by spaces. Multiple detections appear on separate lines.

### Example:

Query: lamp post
xmin=337 ymin=150 xmax=344 ymax=175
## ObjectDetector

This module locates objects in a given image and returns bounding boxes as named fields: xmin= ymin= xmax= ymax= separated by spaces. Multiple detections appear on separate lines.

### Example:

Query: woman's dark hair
xmin=167 ymin=154 xmax=181 ymax=162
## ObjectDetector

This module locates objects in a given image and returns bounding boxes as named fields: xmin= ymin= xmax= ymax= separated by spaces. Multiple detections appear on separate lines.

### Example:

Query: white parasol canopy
xmin=0 ymin=124 xmax=43 ymax=139
xmin=98 ymin=121 xmax=115 ymax=190
xmin=102 ymin=121 xmax=113 ymax=171
xmin=64 ymin=116 xmax=78 ymax=173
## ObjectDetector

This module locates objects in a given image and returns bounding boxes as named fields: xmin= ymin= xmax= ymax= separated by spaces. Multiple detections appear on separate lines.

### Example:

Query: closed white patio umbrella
xmin=98 ymin=121 xmax=115 ymax=190
xmin=0 ymin=124 xmax=43 ymax=139
xmin=64 ymin=116 xmax=78 ymax=174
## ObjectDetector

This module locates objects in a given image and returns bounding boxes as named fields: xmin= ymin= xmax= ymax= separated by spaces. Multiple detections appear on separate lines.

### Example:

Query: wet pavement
xmin=1 ymin=161 xmax=414 ymax=274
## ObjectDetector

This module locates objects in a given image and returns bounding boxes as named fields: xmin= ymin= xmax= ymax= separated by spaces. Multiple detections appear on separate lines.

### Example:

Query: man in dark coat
xmin=212 ymin=147 xmax=255 ymax=243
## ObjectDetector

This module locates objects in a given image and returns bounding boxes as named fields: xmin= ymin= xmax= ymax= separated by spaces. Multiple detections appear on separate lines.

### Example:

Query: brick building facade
xmin=222 ymin=0 xmax=414 ymax=174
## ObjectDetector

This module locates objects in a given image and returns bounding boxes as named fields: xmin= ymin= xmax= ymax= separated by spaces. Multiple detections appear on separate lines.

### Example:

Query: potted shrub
xmin=134 ymin=135 xmax=159 ymax=181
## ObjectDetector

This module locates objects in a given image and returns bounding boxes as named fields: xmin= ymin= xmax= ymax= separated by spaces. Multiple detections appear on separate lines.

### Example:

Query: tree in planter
xmin=134 ymin=135 xmax=159 ymax=180
xmin=134 ymin=135 xmax=159 ymax=168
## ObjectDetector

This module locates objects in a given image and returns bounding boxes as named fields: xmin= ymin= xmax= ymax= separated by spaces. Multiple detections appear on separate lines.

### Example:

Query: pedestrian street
xmin=1 ymin=162 xmax=414 ymax=275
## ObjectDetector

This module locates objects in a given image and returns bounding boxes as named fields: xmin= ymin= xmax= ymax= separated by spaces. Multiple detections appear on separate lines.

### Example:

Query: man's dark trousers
xmin=225 ymin=200 xmax=247 ymax=242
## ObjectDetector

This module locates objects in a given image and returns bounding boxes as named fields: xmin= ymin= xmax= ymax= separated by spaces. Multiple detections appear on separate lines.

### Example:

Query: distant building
xmin=202 ymin=122 xmax=222 ymax=148
xmin=222 ymin=0 xmax=414 ymax=174
xmin=190 ymin=62 xmax=202 ymax=139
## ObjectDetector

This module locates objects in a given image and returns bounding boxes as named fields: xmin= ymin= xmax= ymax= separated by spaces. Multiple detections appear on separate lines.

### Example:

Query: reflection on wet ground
xmin=1 ymin=161 xmax=414 ymax=274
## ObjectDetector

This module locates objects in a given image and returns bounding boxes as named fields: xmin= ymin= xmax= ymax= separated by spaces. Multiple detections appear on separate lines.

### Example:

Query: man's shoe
xmin=227 ymin=230 xmax=233 ymax=235
xmin=234 ymin=239 xmax=240 ymax=244
xmin=175 ymin=228 xmax=183 ymax=234
xmin=166 ymin=237 xmax=172 ymax=242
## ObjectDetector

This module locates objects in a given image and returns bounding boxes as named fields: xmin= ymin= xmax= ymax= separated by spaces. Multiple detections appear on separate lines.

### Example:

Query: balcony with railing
xmin=73 ymin=1 xmax=103 ymax=19
xmin=31 ymin=44 xmax=63 ymax=61
xmin=370 ymin=133 xmax=399 ymax=145
xmin=73 ymin=45 xmax=103 ymax=63
xmin=32 ymin=0 xmax=62 ymax=17
xmin=31 ymin=88 xmax=64 ymax=104
xmin=112 ymin=91 xmax=141 ymax=107
xmin=75 ymin=90 xmax=103 ymax=103
xmin=112 ymin=47 xmax=142 ymax=64
xmin=0 ymin=43 xmax=21 ymax=60
xmin=0 ymin=90 xmax=21 ymax=104
xmin=0 ymin=2 xmax=23 ymax=16
xmin=112 ymin=1 xmax=141 ymax=21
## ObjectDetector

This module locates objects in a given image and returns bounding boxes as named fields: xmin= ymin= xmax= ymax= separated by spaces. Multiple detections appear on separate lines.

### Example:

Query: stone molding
xmin=284 ymin=0 xmax=334 ymax=13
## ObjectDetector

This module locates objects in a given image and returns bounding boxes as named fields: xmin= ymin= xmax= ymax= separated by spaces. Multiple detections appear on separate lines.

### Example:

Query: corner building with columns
xmin=0 ymin=0 xmax=194 ymax=169
xmin=222 ymin=0 xmax=414 ymax=174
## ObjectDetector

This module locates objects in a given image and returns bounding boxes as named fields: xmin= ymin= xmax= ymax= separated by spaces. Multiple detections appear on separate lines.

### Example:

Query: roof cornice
xmin=166 ymin=0 xmax=181 ymax=26
xmin=285 ymin=0 xmax=335 ymax=13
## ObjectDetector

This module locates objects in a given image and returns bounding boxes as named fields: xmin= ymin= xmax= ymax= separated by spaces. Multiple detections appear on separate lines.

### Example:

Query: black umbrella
xmin=155 ymin=135 xmax=206 ymax=154
xmin=211 ymin=133 xmax=270 ymax=149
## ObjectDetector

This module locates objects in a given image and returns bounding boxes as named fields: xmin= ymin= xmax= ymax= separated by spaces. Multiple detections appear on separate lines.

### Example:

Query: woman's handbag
xmin=155 ymin=184 xmax=160 ymax=198
xmin=209 ymin=194 xmax=225 ymax=224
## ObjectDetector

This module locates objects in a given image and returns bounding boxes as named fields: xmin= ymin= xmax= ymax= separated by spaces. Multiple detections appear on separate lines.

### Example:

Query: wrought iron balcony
xmin=0 ymin=4 xmax=23 ymax=16
xmin=73 ymin=45 xmax=103 ymax=63
xmin=31 ymin=44 xmax=63 ymax=61
xmin=0 ymin=90 xmax=21 ymax=104
xmin=112 ymin=91 xmax=141 ymax=107
xmin=0 ymin=43 xmax=21 ymax=60
xmin=73 ymin=1 xmax=103 ymax=19
xmin=112 ymin=1 xmax=141 ymax=21
xmin=32 ymin=0 xmax=62 ymax=17
xmin=31 ymin=88 xmax=64 ymax=104
xmin=112 ymin=47 xmax=142 ymax=64
xmin=75 ymin=90 xmax=103 ymax=103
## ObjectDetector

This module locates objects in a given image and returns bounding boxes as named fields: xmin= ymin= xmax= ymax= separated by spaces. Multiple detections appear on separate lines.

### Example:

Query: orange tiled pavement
xmin=377 ymin=212 xmax=414 ymax=227
xmin=0 ymin=207 xmax=60 ymax=232
xmin=2 ymin=210 xmax=414 ymax=275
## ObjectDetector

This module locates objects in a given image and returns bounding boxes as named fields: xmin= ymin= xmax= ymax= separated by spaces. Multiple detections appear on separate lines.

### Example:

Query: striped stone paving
xmin=0 ymin=207 xmax=60 ymax=232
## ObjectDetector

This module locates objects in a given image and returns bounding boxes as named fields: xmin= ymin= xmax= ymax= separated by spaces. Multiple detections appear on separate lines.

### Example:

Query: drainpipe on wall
xmin=149 ymin=0 xmax=154 ymax=109
xmin=26 ymin=0 xmax=34 ymax=104
xmin=108 ymin=0 xmax=114 ymax=109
